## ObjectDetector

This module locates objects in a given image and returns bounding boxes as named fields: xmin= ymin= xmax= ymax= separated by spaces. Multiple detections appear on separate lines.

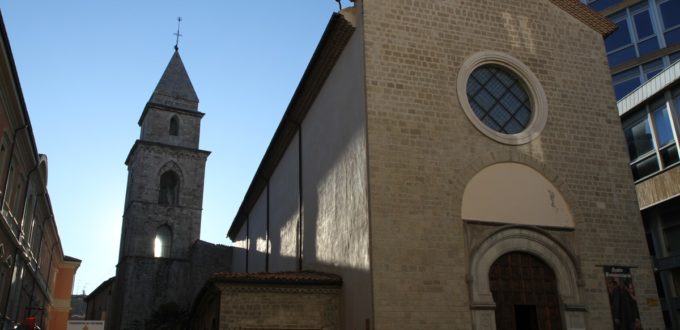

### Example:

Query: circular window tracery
xmin=467 ymin=65 xmax=532 ymax=134
xmin=457 ymin=51 xmax=548 ymax=145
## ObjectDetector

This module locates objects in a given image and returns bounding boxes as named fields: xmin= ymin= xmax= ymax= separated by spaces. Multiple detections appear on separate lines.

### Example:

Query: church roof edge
xmin=227 ymin=12 xmax=355 ymax=241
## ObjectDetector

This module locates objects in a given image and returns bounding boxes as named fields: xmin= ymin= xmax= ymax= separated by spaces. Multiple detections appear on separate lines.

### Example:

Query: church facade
xmin=221 ymin=0 xmax=666 ymax=329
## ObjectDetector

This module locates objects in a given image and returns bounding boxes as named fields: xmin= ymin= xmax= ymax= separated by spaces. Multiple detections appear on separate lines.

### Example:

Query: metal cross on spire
xmin=174 ymin=17 xmax=182 ymax=51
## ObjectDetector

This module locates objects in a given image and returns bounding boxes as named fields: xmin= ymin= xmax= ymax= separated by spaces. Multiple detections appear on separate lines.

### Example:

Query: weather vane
xmin=335 ymin=0 xmax=342 ymax=11
xmin=174 ymin=17 xmax=182 ymax=51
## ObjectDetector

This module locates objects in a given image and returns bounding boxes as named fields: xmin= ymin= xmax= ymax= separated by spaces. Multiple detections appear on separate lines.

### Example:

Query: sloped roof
xmin=227 ymin=12 xmax=356 ymax=240
xmin=64 ymin=255 xmax=81 ymax=262
xmin=85 ymin=276 xmax=115 ymax=302
xmin=149 ymin=50 xmax=199 ymax=110
xmin=550 ymin=0 xmax=617 ymax=36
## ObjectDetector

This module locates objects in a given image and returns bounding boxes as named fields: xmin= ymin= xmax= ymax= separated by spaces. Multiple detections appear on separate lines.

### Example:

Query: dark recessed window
xmin=466 ymin=65 xmax=532 ymax=135
xmin=169 ymin=116 xmax=179 ymax=136
xmin=159 ymin=171 xmax=179 ymax=205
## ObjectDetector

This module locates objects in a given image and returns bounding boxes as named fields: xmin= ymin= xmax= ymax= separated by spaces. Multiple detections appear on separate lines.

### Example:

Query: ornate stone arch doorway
xmin=468 ymin=227 xmax=586 ymax=330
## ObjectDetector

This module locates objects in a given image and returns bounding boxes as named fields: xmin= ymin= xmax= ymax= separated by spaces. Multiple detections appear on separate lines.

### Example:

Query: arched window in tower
xmin=169 ymin=116 xmax=179 ymax=136
xmin=154 ymin=225 xmax=172 ymax=258
xmin=158 ymin=171 xmax=179 ymax=205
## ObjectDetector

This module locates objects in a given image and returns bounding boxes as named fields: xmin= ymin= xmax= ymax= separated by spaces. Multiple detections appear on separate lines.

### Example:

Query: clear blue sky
xmin=0 ymin=0 xmax=349 ymax=294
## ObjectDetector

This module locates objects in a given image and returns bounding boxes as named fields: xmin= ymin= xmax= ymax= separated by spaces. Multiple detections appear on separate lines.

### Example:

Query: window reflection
xmin=625 ymin=116 xmax=654 ymax=160
xmin=154 ymin=226 xmax=172 ymax=258
xmin=623 ymin=93 xmax=680 ymax=180
xmin=654 ymin=105 xmax=674 ymax=146
xmin=604 ymin=1 xmax=678 ymax=64
xmin=613 ymin=55 xmax=677 ymax=100
xmin=606 ymin=19 xmax=633 ymax=51
xmin=660 ymin=0 xmax=680 ymax=25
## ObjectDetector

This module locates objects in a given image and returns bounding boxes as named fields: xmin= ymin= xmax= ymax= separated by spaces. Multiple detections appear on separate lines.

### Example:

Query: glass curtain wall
xmin=583 ymin=0 xmax=680 ymax=99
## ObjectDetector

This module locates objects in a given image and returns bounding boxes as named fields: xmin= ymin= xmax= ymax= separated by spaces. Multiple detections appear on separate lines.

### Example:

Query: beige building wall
xmin=462 ymin=162 xmax=574 ymax=228
xmin=361 ymin=0 xmax=662 ymax=329
xmin=215 ymin=283 xmax=340 ymax=330
xmin=269 ymin=132 xmax=301 ymax=272
xmin=229 ymin=11 xmax=370 ymax=328
xmin=231 ymin=228 xmax=247 ymax=272
xmin=247 ymin=188 xmax=267 ymax=272
xmin=299 ymin=17 xmax=371 ymax=329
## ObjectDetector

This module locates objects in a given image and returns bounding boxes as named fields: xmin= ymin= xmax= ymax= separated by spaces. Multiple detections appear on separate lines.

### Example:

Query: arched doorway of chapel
xmin=490 ymin=252 xmax=563 ymax=330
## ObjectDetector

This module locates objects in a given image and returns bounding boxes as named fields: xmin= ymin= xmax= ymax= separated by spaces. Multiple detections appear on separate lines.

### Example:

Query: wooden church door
xmin=489 ymin=252 xmax=563 ymax=330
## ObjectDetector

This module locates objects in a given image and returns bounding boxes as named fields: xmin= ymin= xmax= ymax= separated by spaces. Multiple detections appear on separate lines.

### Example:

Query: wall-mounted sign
xmin=67 ymin=320 xmax=105 ymax=330
xmin=604 ymin=266 xmax=642 ymax=330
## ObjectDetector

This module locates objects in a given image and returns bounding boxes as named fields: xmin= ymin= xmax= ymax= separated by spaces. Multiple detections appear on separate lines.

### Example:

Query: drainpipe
xmin=17 ymin=165 xmax=39 ymax=241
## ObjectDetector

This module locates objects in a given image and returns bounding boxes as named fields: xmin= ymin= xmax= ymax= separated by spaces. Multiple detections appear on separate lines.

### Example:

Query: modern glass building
xmin=582 ymin=0 xmax=680 ymax=99
xmin=584 ymin=0 xmax=680 ymax=328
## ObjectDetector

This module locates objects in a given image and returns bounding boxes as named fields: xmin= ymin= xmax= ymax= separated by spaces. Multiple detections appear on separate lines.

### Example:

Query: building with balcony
xmin=617 ymin=60 xmax=680 ymax=328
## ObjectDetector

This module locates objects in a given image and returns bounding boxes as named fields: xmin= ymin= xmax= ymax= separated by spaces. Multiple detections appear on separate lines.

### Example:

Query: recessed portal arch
xmin=468 ymin=227 xmax=584 ymax=330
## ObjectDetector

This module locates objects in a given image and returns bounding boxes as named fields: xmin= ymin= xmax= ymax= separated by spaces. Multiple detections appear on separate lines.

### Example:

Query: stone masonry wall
xmin=139 ymin=106 xmax=202 ymax=149
xmin=217 ymin=284 xmax=341 ymax=330
xmin=115 ymin=257 xmax=193 ymax=329
xmin=361 ymin=0 xmax=663 ymax=329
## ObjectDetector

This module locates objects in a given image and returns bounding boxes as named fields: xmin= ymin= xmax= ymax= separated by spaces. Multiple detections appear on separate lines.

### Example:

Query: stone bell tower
xmin=109 ymin=49 xmax=210 ymax=330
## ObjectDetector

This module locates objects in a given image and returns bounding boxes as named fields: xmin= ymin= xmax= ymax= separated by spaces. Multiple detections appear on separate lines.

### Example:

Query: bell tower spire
xmin=110 ymin=47 xmax=210 ymax=329
xmin=148 ymin=49 xmax=198 ymax=112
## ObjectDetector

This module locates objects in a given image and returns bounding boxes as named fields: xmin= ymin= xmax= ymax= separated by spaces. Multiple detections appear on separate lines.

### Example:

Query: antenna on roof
xmin=174 ymin=17 xmax=183 ymax=51
xmin=335 ymin=0 xmax=342 ymax=11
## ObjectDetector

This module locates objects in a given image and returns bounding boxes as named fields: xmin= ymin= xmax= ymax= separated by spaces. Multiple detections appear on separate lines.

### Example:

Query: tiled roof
xmin=550 ymin=0 xmax=617 ymax=36
xmin=209 ymin=271 xmax=343 ymax=286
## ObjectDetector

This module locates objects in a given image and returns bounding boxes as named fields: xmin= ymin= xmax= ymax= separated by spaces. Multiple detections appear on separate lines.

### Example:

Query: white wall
xmin=230 ymin=13 xmax=370 ymax=328
xmin=300 ymin=21 xmax=370 ymax=329
xmin=268 ymin=132 xmax=300 ymax=271
xmin=231 ymin=225 xmax=247 ymax=273
xmin=247 ymin=188 xmax=267 ymax=272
